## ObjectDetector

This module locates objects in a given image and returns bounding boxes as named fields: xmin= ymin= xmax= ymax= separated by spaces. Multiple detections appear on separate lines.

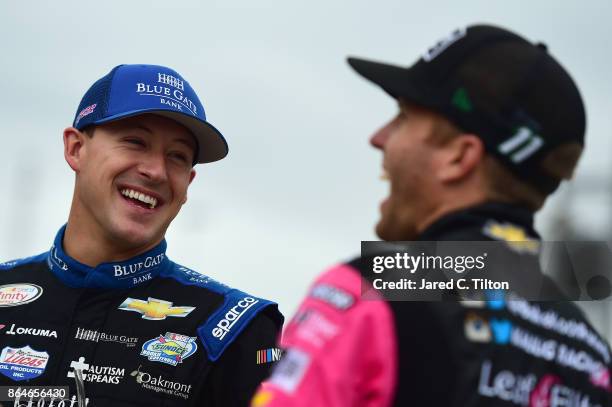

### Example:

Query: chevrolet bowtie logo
xmin=118 ymin=297 xmax=195 ymax=320
xmin=482 ymin=221 xmax=540 ymax=254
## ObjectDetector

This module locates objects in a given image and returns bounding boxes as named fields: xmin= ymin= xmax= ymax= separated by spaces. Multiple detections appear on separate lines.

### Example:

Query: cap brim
xmin=347 ymin=57 xmax=429 ymax=106
xmin=93 ymin=109 xmax=228 ymax=164
xmin=153 ymin=111 xmax=228 ymax=164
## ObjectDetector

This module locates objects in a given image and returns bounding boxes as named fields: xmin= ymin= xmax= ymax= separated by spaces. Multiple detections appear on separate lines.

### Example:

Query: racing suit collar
xmin=47 ymin=224 xmax=171 ymax=289
xmin=418 ymin=201 xmax=539 ymax=241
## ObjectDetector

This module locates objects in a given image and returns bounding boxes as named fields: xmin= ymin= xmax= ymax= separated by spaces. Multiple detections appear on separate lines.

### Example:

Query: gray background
xmin=1 ymin=1 xmax=611 ymax=338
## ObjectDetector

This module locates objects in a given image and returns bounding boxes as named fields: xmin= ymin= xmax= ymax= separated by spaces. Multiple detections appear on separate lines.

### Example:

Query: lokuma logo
xmin=6 ymin=323 xmax=58 ymax=338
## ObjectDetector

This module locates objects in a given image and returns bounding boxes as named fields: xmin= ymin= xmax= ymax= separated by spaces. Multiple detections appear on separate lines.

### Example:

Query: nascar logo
xmin=256 ymin=348 xmax=283 ymax=365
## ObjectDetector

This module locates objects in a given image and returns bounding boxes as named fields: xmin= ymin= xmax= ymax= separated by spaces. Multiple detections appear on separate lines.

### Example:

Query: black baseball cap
xmin=348 ymin=24 xmax=585 ymax=194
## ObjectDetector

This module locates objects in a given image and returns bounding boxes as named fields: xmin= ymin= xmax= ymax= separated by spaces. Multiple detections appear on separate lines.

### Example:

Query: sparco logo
xmin=113 ymin=253 xmax=165 ymax=277
xmin=6 ymin=324 xmax=57 ymax=338
xmin=212 ymin=297 xmax=258 ymax=340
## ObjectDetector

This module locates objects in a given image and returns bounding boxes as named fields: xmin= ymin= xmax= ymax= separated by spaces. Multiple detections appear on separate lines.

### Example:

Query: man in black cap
xmin=252 ymin=25 xmax=611 ymax=406
xmin=0 ymin=64 xmax=283 ymax=406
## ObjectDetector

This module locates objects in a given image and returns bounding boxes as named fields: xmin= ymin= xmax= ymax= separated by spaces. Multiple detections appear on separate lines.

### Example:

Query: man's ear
xmin=64 ymin=127 xmax=88 ymax=172
xmin=182 ymin=169 xmax=197 ymax=204
xmin=437 ymin=134 xmax=484 ymax=183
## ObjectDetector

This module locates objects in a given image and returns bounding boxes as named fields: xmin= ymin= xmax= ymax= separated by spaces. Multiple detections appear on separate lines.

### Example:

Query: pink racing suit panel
xmin=251 ymin=263 xmax=397 ymax=407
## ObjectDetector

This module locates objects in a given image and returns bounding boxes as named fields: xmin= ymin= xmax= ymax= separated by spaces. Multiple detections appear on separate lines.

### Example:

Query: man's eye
xmin=170 ymin=152 xmax=189 ymax=163
xmin=125 ymin=138 xmax=145 ymax=146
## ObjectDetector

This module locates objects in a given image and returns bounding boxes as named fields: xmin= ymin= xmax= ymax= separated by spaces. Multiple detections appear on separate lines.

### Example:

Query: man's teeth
xmin=380 ymin=170 xmax=390 ymax=181
xmin=120 ymin=189 xmax=158 ymax=209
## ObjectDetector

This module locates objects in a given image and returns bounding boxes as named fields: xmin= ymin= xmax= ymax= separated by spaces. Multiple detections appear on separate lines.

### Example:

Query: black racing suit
xmin=257 ymin=202 xmax=612 ymax=406
xmin=363 ymin=202 xmax=612 ymax=406
xmin=0 ymin=225 xmax=283 ymax=406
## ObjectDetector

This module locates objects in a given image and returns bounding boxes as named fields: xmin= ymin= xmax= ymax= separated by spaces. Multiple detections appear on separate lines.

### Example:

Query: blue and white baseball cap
xmin=73 ymin=64 xmax=228 ymax=164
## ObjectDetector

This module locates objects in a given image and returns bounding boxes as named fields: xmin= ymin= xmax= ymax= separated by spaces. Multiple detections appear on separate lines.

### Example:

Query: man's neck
xmin=414 ymin=192 xmax=490 ymax=237
xmin=63 ymin=217 xmax=161 ymax=267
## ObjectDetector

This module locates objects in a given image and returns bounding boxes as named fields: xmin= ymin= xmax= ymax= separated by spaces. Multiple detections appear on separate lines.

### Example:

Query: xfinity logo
xmin=6 ymin=324 xmax=58 ymax=338
xmin=211 ymin=297 xmax=258 ymax=340
xmin=113 ymin=254 xmax=165 ymax=278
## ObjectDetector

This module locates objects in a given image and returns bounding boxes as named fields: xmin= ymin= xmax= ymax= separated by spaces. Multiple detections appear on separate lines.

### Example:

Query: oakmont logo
xmin=211 ymin=297 xmax=258 ymax=340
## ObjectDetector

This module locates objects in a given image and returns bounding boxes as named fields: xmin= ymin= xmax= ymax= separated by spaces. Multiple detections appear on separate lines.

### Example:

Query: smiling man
xmin=252 ymin=25 xmax=612 ymax=407
xmin=0 ymin=64 xmax=283 ymax=406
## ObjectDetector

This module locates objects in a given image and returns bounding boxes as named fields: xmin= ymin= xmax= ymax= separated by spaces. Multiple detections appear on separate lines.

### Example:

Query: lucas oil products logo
xmin=141 ymin=332 xmax=197 ymax=366
xmin=0 ymin=345 xmax=49 ymax=381
xmin=67 ymin=356 xmax=125 ymax=384
xmin=212 ymin=296 xmax=259 ymax=340
xmin=0 ymin=284 xmax=43 ymax=307
xmin=118 ymin=297 xmax=195 ymax=320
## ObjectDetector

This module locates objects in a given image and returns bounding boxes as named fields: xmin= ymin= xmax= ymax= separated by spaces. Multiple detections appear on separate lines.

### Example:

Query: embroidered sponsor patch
xmin=0 ymin=284 xmax=43 ymax=307
xmin=140 ymin=332 xmax=197 ymax=366
xmin=309 ymin=284 xmax=354 ymax=310
xmin=130 ymin=365 xmax=193 ymax=400
xmin=118 ymin=297 xmax=195 ymax=320
xmin=0 ymin=345 xmax=49 ymax=381
xmin=251 ymin=390 xmax=274 ymax=406
xmin=75 ymin=327 xmax=138 ymax=347
xmin=75 ymin=103 xmax=97 ymax=125
xmin=482 ymin=221 xmax=540 ymax=254
xmin=211 ymin=296 xmax=259 ymax=340
xmin=464 ymin=312 xmax=491 ymax=343
xmin=293 ymin=309 xmax=340 ymax=348
xmin=5 ymin=323 xmax=57 ymax=338
xmin=268 ymin=348 xmax=311 ymax=394
xmin=67 ymin=356 xmax=125 ymax=384
xmin=256 ymin=348 xmax=283 ymax=364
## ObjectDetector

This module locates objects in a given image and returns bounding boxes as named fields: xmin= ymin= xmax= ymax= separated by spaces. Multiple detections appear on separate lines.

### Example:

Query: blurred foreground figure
xmin=0 ymin=64 xmax=282 ymax=406
xmin=252 ymin=25 xmax=611 ymax=407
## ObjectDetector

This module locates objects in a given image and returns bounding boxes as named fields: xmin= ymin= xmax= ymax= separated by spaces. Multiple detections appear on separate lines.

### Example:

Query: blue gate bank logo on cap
xmin=0 ymin=345 xmax=50 ymax=381
xmin=73 ymin=64 xmax=228 ymax=164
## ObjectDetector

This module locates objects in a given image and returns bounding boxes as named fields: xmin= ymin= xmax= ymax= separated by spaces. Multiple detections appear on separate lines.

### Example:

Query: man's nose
xmin=139 ymin=152 xmax=168 ymax=183
xmin=369 ymin=122 xmax=392 ymax=150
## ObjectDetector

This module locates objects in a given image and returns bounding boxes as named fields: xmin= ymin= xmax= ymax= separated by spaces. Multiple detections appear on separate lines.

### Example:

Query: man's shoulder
xmin=161 ymin=261 xmax=283 ymax=362
xmin=160 ymin=261 xmax=235 ymax=295
xmin=0 ymin=252 xmax=48 ymax=272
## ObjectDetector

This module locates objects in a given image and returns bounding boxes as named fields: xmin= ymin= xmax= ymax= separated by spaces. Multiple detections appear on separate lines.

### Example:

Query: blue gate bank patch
xmin=140 ymin=332 xmax=197 ymax=366
xmin=0 ymin=345 xmax=49 ymax=381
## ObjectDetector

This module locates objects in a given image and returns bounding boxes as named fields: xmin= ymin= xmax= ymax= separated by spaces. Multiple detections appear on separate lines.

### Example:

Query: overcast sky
xmin=1 ymin=1 xmax=611 ymax=326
